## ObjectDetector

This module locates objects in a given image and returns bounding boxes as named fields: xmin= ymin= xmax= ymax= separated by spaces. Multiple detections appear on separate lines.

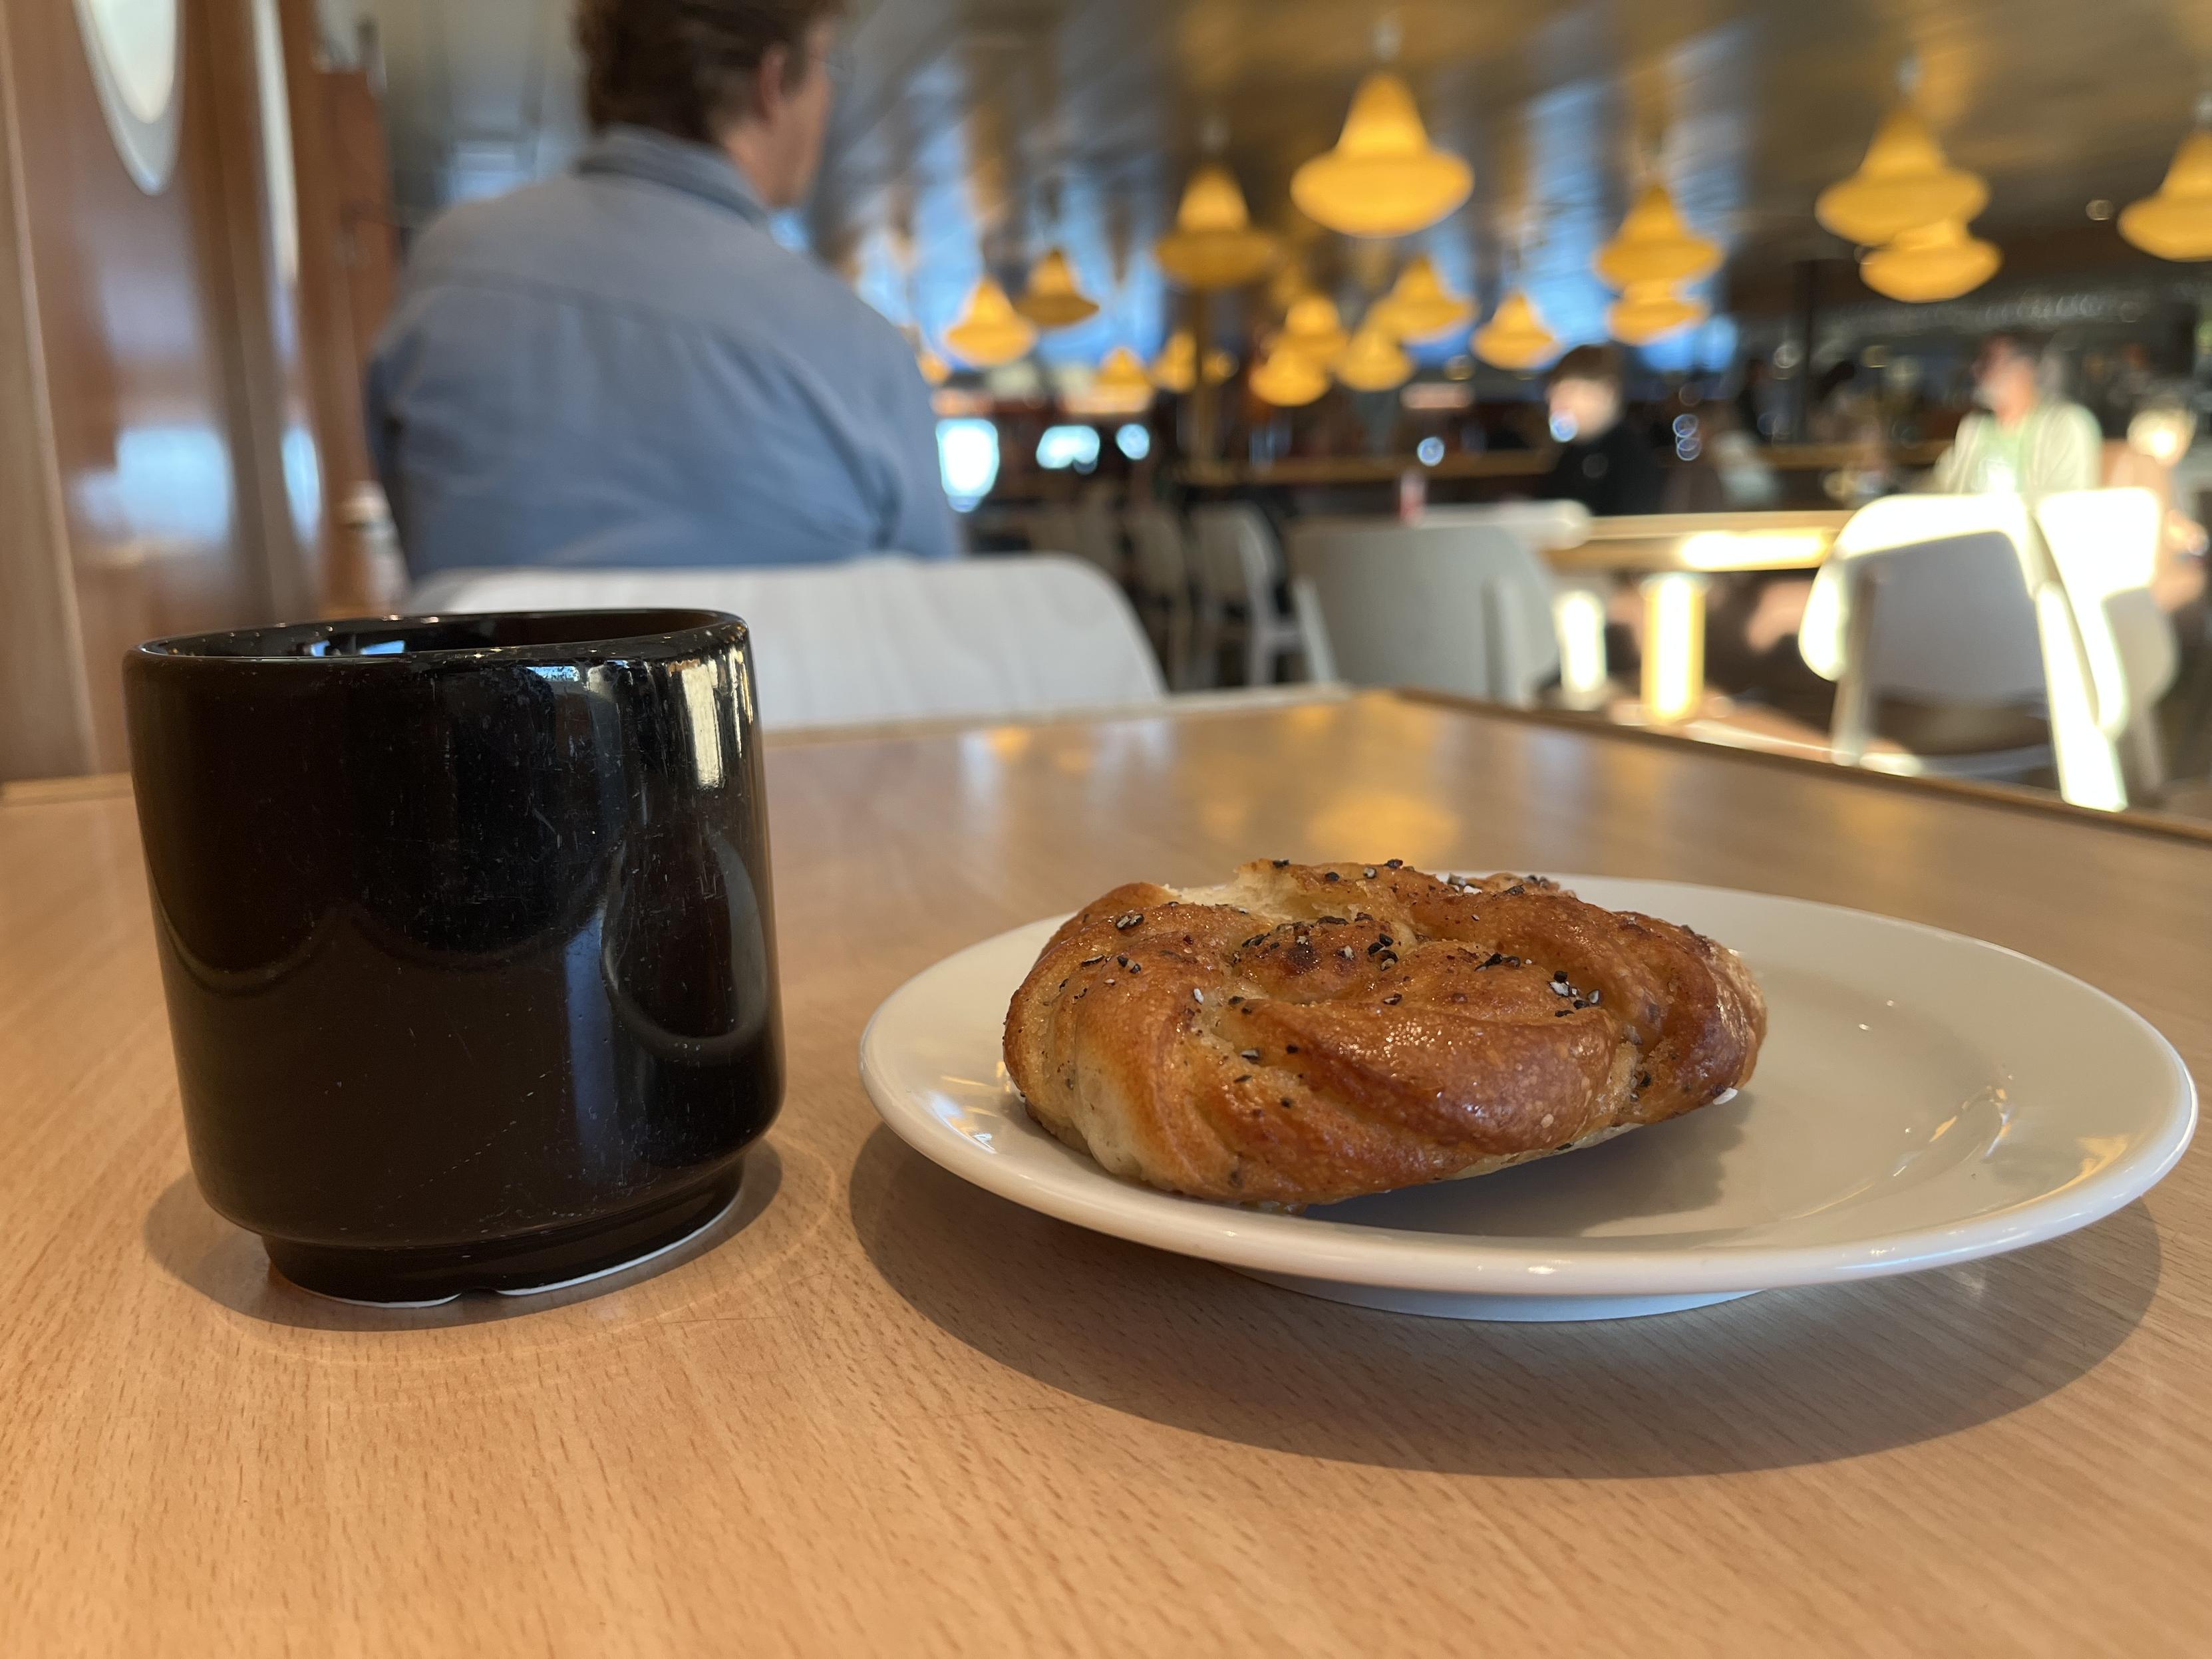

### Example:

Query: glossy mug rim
xmin=128 ymin=609 xmax=746 ymax=669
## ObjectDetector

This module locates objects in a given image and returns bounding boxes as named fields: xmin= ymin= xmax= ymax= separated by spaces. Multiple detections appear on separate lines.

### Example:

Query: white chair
xmin=1285 ymin=520 xmax=1562 ymax=706
xmin=1070 ymin=485 xmax=1129 ymax=585
xmin=1124 ymin=502 xmax=1196 ymax=688
xmin=406 ymin=555 xmax=1166 ymax=732
xmin=1188 ymin=503 xmax=1315 ymax=688
xmin=2035 ymin=487 xmax=2178 ymax=805
xmin=1796 ymin=494 xmax=2145 ymax=798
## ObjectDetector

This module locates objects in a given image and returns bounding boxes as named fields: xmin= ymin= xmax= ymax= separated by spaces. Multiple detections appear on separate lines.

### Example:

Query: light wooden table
xmin=3 ymin=692 xmax=2207 ymax=1656
xmin=1541 ymin=511 xmax=1855 ymax=720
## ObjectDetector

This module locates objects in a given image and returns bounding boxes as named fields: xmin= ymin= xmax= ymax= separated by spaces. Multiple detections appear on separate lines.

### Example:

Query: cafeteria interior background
xmin=4 ymin=0 xmax=2211 ymax=828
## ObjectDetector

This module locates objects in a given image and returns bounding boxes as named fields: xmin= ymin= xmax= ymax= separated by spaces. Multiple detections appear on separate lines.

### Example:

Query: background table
xmin=1544 ymin=510 xmax=1855 ymax=719
xmin=1 ymin=692 xmax=2207 ymax=1656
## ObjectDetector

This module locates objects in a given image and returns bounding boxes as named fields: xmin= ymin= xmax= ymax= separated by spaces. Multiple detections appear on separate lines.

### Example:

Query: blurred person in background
xmin=368 ymin=0 xmax=957 ymax=578
xmin=1541 ymin=345 xmax=1664 ymax=516
xmin=2103 ymin=388 xmax=2208 ymax=615
xmin=1928 ymin=331 xmax=2101 ymax=496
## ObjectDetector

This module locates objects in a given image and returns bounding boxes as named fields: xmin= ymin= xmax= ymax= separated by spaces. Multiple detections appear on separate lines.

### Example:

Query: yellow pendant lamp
xmin=1280 ymin=293 xmax=1349 ymax=361
xmin=1154 ymin=164 xmax=1280 ymax=289
xmin=2120 ymin=122 xmax=2212 ymax=261
xmin=943 ymin=277 xmax=1036 ymax=367
xmin=1816 ymin=106 xmax=1989 ymax=246
xmin=1472 ymin=289 xmax=1559 ymax=371
xmin=1607 ymin=281 xmax=1708 ymax=346
xmin=1333 ymin=320 xmax=1414 ymax=391
xmin=1251 ymin=345 xmax=1331 ymax=407
xmin=1859 ymin=218 xmax=2002 ymax=301
xmin=1068 ymin=346 xmax=1155 ymax=416
xmin=1594 ymin=182 xmax=1722 ymax=288
xmin=1370 ymin=253 xmax=1475 ymax=341
xmin=1015 ymin=247 xmax=1102 ymax=329
xmin=1291 ymin=71 xmax=1473 ymax=237
xmin=1150 ymin=329 xmax=1237 ymax=392
xmin=915 ymin=347 xmax=951 ymax=386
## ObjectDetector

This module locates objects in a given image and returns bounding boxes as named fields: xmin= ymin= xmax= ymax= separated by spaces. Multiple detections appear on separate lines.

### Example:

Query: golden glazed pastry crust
xmin=1003 ymin=861 xmax=1766 ymax=1206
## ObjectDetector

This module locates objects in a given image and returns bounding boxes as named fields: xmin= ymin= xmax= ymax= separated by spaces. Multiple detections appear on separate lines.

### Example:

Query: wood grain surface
xmin=1 ymin=692 xmax=2206 ymax=1657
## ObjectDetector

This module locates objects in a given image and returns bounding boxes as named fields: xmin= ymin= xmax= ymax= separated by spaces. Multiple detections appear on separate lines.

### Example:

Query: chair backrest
xmin=1285 ymin=520 xmax=1562 ymax=705
xmin=1069 ymin=488 xmax=1126 ymax=580
xmin=1800 ymin=495 xmax=2046 ymax=703
xmin=2034 ymin=487 xmax=2177 ymax=732
xmin=1124 ymin=503 xmax=1190 ymax=600
xmin=405 ymin=555 xmax=1166 ymax=731
xmin=1189 ymin=503 xmax=1283 ymax=609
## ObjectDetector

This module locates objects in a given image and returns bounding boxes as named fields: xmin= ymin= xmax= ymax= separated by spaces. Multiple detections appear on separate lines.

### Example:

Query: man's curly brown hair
xmin=575 ymin=0 xmax=847 ymax=144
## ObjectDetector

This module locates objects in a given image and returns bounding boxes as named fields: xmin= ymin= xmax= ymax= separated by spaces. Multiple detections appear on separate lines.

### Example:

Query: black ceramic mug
xmin=124 ymin=611 xmax=782 ymax=1304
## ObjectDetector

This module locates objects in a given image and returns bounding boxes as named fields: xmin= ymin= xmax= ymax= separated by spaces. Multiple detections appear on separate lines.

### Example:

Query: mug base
xmin=262 ymin=1163 xmax=746 ymax=1306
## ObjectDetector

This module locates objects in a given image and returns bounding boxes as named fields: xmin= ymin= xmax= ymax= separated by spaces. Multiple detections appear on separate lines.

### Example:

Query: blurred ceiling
xmin=341 ymin=0 xmax=2212 ymax=371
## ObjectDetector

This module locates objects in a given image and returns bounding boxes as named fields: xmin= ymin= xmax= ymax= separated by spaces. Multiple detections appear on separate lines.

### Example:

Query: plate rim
xmin=858 ymin=877 xmax=2199 ymax=1297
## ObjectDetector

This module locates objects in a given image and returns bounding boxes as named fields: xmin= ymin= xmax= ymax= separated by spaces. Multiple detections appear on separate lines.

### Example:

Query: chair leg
xmin=1245 ymin=618 xmax=1271 ymax=688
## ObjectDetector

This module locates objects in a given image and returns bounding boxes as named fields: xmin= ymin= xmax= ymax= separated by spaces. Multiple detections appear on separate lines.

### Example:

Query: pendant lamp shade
xmin=1070 ymin=345 xmax=1155 ymax=414
xmin=1291 ymin=71 xmax=1472 ymax=237
xmin=1370 ymin=253 xmax=1475 ymax=341
xmin=1816 ymin=106 xmax=1989 ymax=247
xmin=943 ymin=277 xmax=1036 ymax=367
xmin=1280 ymin=293 xmax=1349 ymax=361
xmin=1151 ymin=329 xmax=1237 ymax=392
xmin=1472 ymin=289 xmax=1559 ymax=371
xmin=1015 ymin=247 xmax=1102 ymax=328
xmin=1593 ymin=183 xmax=1722 ymax=288
xmin=1333 ymin=321 xmax=1414 ymax=391
xmin=2119 ymin=126 xmax=2212 ymax=261
xmin=1859 ymin=218 xmax=2002 ymax=301
xmin=1251 ymin=346 xmax=1331 ymax=407
xmin=1607 ymin=281 xmax=1707 ymax=346
xmin=1155 ymin=165 xmax=1280 ymax=289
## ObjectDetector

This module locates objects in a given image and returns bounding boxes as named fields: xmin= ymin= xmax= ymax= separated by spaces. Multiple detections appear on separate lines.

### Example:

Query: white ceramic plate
xmin=858 ymin=878 xmax=2196 ymax=1321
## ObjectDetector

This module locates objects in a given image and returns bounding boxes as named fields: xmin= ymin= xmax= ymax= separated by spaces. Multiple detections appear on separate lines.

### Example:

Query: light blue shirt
xmin=367 ymin=127 xmax=958 ymax=576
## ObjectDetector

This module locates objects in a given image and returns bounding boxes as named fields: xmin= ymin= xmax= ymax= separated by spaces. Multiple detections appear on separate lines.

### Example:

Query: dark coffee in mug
xmin=124 ymin=611 xmax=781 ymax=1303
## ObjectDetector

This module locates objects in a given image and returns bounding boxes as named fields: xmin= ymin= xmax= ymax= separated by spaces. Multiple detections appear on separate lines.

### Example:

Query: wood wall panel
xmin=0 ymin=4 xmax=97 ymax=780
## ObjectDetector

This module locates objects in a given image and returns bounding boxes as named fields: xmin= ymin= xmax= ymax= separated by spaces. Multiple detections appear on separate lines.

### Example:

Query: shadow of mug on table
xmin=846 ymin=1126 xmax=2161 ymax=1479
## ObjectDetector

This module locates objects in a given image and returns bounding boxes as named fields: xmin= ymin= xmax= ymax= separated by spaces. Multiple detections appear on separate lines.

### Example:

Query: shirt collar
xmin=575 ymin=126 xmax=769 ymax=226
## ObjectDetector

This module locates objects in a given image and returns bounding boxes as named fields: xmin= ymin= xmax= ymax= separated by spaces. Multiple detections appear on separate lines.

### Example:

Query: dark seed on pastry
xmin=1338 ymin=945 xmax=1355 ymax=959
xmin=1451 ymin=992 xmax=1467 ymax=1002
xmin=1240 ymin=1049 xmax=1261 ymax=1060
xmin=1320 ymin=915 xmax=1345 ymax=925
xmin=1553 ymin=970 xmax=1569 ymax=982
xmin=1114 ymin=912 xmax=1144 ymax=929
xmin=1116 ymin=955 xmax=1130 ymax=967
xmin=1235 ymin=1074 xmax=1251 ymax=1083
xmin=1505 ymin=956 xmax=1521 ymax=969
xmin=1362 ymin=867 xmax=1377 ymax=878
xmin=1082 ymin=956 xmax=1104 ymax=967
xmin=1279 ymin=1098 xmax=1293 ymax=1109
xmin=1383 ymin=994 xmax=1402 ymax=1005
xmin=1555 ymin=1008 xmax=1571 ymax=1016
xmin=1507 ymin=885 xmax=1526 ymax=895
xmin=1386 ymin=858 xmax=1403 ymax=868
xmin=1285 ymin=1044 xmax=1299 ymax=1054
xmin=1323 ymin=871 xmax=1341 ymax=883
xmin=1271 ymin=858 xmax=1289 ymax=867
xmin=1127 ymin=963 xmax=1142 ymax=974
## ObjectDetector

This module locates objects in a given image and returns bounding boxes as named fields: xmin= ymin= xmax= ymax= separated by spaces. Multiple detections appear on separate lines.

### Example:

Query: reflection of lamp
xmin=1068 ymin=346 xmax=1154 ymax=416
xmin=1155 ymin=165 xmax=1279 ymax=289
xmin=943 ymin=277 xmax=1036 ymax=367
xmin=2120 ymin=112 xmax=2212 ymax=262
xmin=1607 ymin=281 xmax=1707 ymax=345
xmin=916 ymin=347 xmax=951 ymax=386
xmin=1472 ymin=289 xmax=1559 ymax=371
xmin=1291 ymin=71 xmax=1472 ymax=237
xmin=1333 ymin=321 xmax=1414 ymax=391
xmin=1859 ymin=218 xmax=2001 ymax=301
xmin=1370 ymin=253 xmax=1474 ymax=341
xmin=1280 ymin=293 xmax=1349 ymax=361
xmin=1015 ymin=247 xmax=1102 ymax=328
xmin=1251 ymin=346 xmax=1330 ymax=407
xmin=1151 ymin=329 xmax=1236 ymax=392
xmin=1816 ymin=106 xmax=1988 ymax=246
xmin=1594 ymin=183 xmax=1721 ymax=287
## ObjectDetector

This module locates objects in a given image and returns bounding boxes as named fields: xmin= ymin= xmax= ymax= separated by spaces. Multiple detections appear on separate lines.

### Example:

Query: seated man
xmin=1929 ymin=331 xmax=2101 ymax=496
xmin=367 ymin=0 xmax=957 ymax=577
xmin=1539 ymin=345 xmax=1664 ymax=518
